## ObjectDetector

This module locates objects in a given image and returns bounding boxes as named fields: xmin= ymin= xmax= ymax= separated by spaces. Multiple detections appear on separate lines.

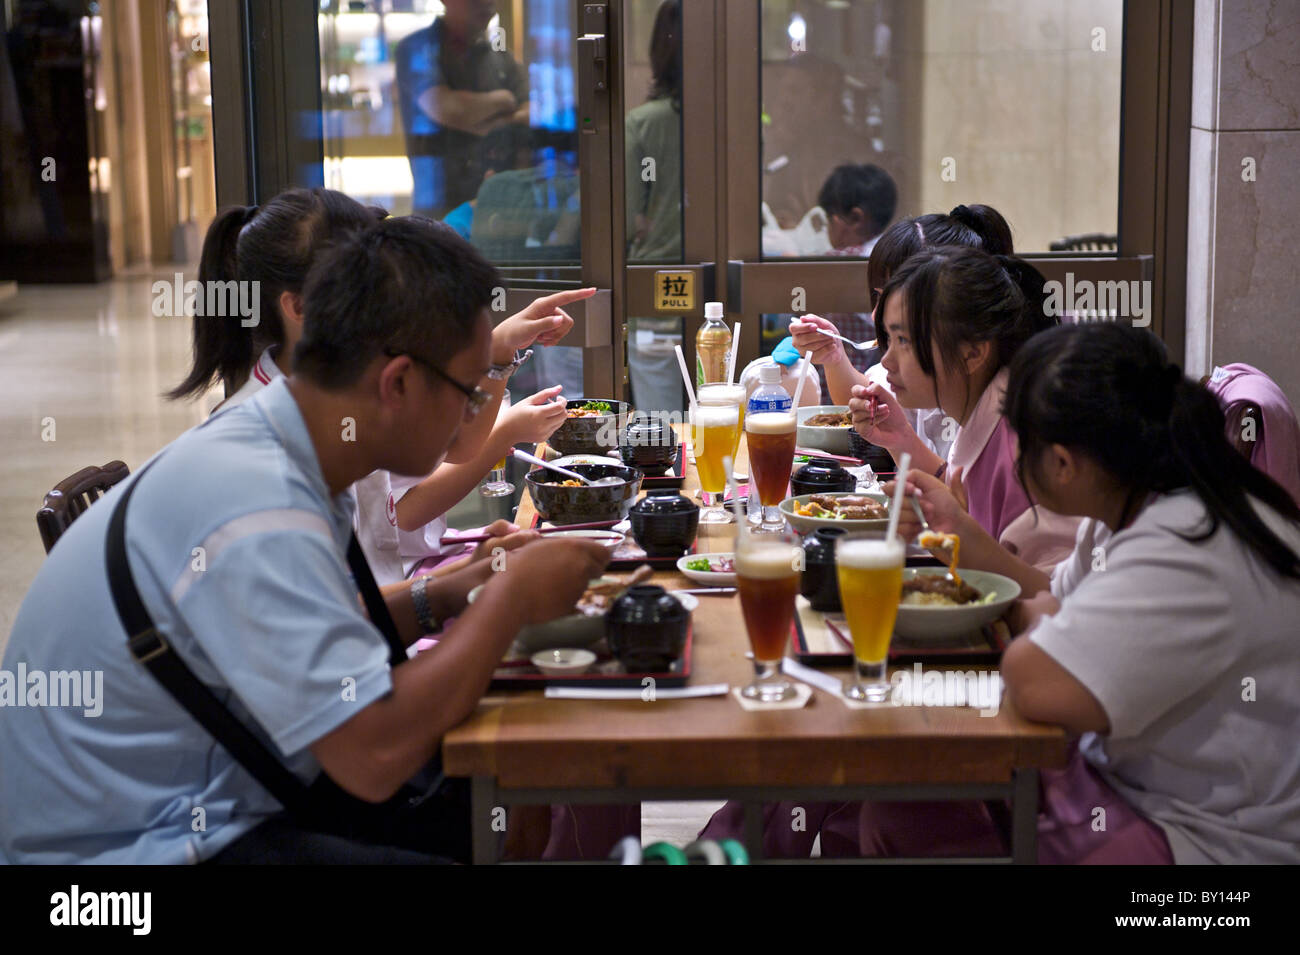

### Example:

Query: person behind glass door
xmin=813 ymin=162 xmax=897 ymax=399
xmin=394 ymin=0 xmax=530 ymax=219
xmin=625 ymin=0 xmax=686 ymax=416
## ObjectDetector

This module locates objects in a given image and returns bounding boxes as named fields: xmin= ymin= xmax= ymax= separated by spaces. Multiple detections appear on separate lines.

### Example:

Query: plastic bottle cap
xmin=758 ymin=362 xmax=782 ymax=384
xmin=704 ymin=301 xmax=724 ymax=320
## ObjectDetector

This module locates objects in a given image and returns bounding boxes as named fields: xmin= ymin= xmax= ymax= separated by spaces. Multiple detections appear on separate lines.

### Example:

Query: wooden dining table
xmin=442 ymin=424 xmax=1068 ymax=864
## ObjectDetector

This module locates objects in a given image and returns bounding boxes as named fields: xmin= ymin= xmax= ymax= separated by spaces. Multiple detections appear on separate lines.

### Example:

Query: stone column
xmin=1186 ymin=0 xmax=1300 ymax=405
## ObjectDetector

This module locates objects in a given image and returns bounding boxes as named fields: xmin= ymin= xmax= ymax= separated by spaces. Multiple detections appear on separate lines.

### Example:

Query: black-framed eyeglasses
xmin=384 ymin=349 xmax=490 ymax=418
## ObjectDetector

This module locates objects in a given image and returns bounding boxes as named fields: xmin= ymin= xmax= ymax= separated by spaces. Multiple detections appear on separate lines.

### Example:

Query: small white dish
xmin=670 ymin=592 xmax=699 ymax=613
xmin=546 ymin=528 xmax=626 ymax=549
xmin=530 ymin=648 xmax=597 ymax=676
xmin=676 ymin=553 xmax=737 ymax=586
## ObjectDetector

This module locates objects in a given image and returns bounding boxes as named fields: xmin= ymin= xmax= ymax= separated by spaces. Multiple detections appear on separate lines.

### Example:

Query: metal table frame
xmin=468 ymin=771 xmax=1040 ymax=864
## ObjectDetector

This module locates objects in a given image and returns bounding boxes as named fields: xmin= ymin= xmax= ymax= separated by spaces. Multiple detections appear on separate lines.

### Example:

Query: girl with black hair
xmin=863 ymin=322 xmax=1300 ymax=863
xmin=168 ymin=188 xmax=389 ymax=404
xmin=790 ymin=203 xmax=1012 ymax=460
xmin=860 ymin=245 xmax=1078 ymax=583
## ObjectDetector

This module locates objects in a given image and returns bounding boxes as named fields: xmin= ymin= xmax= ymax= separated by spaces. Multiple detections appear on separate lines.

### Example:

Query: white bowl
xmin=530 ymin=648 xmax=597 ymax=676
xmin=797 ymin=405 xmax=854 ymax=454
xmin=468 ymin=576 xmax=616 ymax=653
xmin=676 ymin=553 xmax=737 ymax=586
xmin=780 ymin=492 xmax=891 ymax=534
xmin=893 ymin=568 xmax=1020 ymax=641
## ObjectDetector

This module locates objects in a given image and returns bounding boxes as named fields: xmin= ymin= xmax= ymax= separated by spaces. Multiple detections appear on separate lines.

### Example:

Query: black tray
xmin=792 ymin=606 xmax=1009 ymax=666
xmin=489 ymin=624 xmax=693 ymax=689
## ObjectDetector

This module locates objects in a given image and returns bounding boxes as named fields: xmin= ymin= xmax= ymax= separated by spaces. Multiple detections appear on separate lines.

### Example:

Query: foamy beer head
xmin=735 ymin=541 xmax=800 ymax=579
xmin=837 ymin=536 xmax=905 ymax=569
xmin=745 ymin=410 xmax=796 ymax=434
xmin=695 ymin=402 xmax=739 ymax=427
xmin=698 ymin=383 xmax=746 ymax=404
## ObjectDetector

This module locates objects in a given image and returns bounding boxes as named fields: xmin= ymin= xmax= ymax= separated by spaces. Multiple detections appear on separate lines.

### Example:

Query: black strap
xmin=347 ymin=534 xmax=408 ymax=668
xmin=105 ymin=459 xmax=410 ymax=820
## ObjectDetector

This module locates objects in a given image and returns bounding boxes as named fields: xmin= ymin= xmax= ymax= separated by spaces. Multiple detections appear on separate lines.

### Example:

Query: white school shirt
xmin=218 ymin=347 xmax=406 ymax=586
xmin=1030 ymin=490 xmax=1300 ymax=863
xmin=0 ymin=378 xmax=395 ymax=863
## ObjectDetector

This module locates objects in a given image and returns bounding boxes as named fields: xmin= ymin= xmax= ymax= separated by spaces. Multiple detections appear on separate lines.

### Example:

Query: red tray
xmin=489 ymin=622 xmax=693 ymax=690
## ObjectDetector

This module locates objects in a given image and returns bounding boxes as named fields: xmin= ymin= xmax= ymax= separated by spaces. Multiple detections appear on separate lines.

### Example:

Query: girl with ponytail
xmin=859 ymin=245 xmax=1078 ymax=584
xmin=790 ymin=203 xmax=1013 ymax=460
xmin=858 ymin=322 xmax=1300 ymax=863
xmin=167 ymin=188 xmax=386 ymax=403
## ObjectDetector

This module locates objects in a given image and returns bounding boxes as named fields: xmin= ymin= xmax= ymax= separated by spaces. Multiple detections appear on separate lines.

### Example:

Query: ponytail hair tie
xmin=949 ymin=204 xmax=976 ymax=228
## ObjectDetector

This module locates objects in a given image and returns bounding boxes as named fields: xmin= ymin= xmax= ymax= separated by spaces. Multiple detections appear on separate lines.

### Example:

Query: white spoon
xmin=513 ymin=448 xmax=625 ymax=487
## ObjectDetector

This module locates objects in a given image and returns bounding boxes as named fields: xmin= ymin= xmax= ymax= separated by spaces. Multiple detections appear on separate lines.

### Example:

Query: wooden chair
xmin=36 ymin=460 xmax=131 ymax=554
xmin=1049 ymin=232 xmax=1119 ymax=252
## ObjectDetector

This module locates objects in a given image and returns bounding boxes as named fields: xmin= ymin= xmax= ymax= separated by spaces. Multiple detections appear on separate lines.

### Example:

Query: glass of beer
xmin=697 ymin=382 xmax=747 ymax=460
xmin=691 ymin=398 xmax=741 ymax=524
xmin=836 ymin=533 xmax=905 ymax=702
xmin=735 ymin=529 xmax=802 ymax=702
xmin=745 ymin=410 xmax=797 ymax=531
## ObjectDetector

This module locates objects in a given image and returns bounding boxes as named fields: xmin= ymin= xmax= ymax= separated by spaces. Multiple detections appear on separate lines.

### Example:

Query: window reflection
xmin=319 ymin=0 xmax=580 ymax=268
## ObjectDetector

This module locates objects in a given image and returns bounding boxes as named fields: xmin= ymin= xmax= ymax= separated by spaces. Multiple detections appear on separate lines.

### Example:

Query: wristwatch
xmin=486 ymin=348 xmax=533 ymax=381
xmin=410 ymin=575 xmax=440 ymax=634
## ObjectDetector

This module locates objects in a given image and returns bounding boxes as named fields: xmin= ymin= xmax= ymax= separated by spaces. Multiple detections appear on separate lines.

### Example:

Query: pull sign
xmin=654 ymin=271 xmax=695 ymax=312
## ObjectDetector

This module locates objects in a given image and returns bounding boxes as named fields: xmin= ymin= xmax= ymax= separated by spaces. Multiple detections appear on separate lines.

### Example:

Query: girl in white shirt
xmin=873 ymin=322 xmax=1300 ymax=863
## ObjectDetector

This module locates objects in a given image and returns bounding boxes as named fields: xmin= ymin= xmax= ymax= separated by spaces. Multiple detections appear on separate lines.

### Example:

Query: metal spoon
xmin=815 ymin=327 xmax=877 ymax=352
xmin=512 ymin=448 xmax=624 ymax=486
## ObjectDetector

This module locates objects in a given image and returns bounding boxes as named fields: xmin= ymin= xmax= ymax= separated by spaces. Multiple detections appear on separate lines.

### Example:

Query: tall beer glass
xmin=745 ymin=410 xmax=797 ymax=531
xmin=735 ymin=530 xmax=802 ymax=702
xmin=691 ymin=398 xmax=741 ymax=524
xmin=697 ymin=382 xmax=747 ymax=460
xmin=836 ymin=533 xmax=904 ymax=701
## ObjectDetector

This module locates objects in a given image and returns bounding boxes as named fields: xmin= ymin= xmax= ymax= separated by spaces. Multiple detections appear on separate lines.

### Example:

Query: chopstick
xmin=794 ymin=447 xmax=862 ymax=465
xmin=670 ymin=587 xmax=737 ymax=596
xmin=440 ymin=519 xmax=622 ymax=546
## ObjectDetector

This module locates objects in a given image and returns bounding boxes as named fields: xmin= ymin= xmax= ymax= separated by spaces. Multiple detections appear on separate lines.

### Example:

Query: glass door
xmin=210 ymin=0 xmax=618 ymax=399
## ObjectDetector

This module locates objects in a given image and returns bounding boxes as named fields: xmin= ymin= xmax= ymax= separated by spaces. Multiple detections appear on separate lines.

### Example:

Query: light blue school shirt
xmin=0 ymin=378 xmax=394 ymax=863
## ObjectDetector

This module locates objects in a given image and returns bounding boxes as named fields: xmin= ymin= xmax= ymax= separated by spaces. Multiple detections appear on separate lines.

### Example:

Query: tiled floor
xmin=0 ymin=272 xmax=720 ymax=851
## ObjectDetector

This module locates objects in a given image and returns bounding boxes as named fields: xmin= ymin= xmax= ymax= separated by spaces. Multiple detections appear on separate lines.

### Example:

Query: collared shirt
xmin=946 ymin=366 xmax=1078 ymax=571
xmin=219 ymin=347 xmax=408 ymax=587
xmin=1035 ymin=491 xmax=1300 ymax=863
xmin=0 ymin=378 xmax=394 ymax=863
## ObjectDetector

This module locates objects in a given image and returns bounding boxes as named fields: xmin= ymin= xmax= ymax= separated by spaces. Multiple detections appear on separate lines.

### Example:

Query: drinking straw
xmin=722 ymin=455 xmax=747 ymax=531
xmin=789 ymin=350 xmax=814 ymax=409
xmin=674 ymin=344 xmax=698 ymax=408
xmin=884 ymin=451 xmax=912 ymax=543
xmin=726 ymin=322 xmax=742 ymax=386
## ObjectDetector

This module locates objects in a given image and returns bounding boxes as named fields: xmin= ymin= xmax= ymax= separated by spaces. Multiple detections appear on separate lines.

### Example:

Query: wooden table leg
xmin=1011 ymin=769 xmax=1039 ymax=864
